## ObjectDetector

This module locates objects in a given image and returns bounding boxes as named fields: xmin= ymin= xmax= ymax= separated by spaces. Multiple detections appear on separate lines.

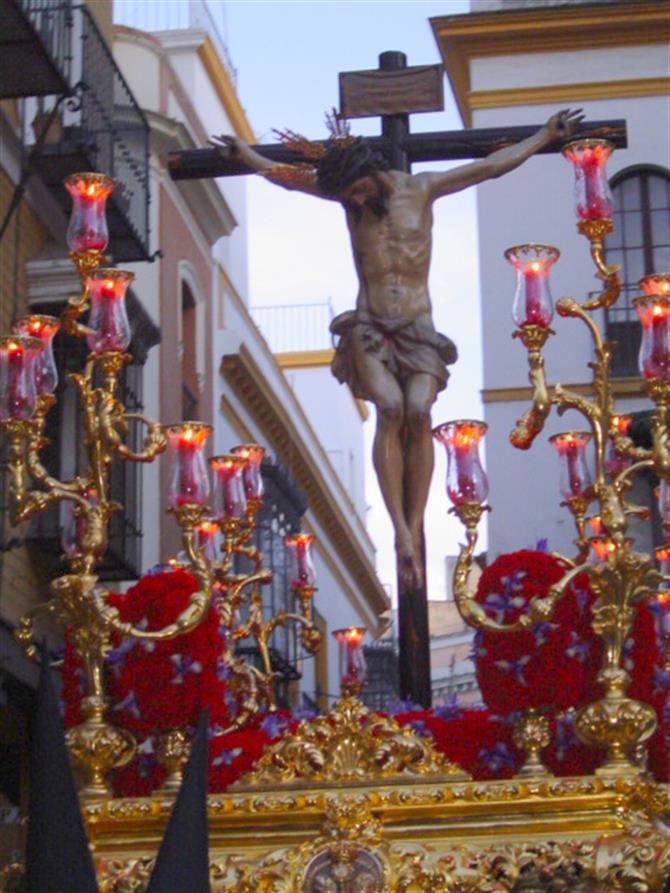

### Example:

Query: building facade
xmin=432 ymin=0 xmax=670 ymax=560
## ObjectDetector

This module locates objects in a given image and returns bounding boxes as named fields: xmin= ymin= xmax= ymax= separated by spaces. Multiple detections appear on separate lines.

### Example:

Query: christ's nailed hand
xmin=545 ymin=108 xmax=585 ymax=142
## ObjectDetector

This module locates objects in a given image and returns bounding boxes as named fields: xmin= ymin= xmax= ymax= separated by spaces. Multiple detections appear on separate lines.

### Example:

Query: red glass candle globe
xmin=230 ymin=443 xmax=265 ymax=502
xmin=12 ymin=315 xmax=60 ymax=395
xmin=165 ymin=423 xmax=212 ymax=508
xmin=562 ymin=139 xmax=614 ymax=222
xmin=332 ymin=626 xmax=367 ymax=690
xmin=549 ymin=432 xmax=592 ymax=500
xmin=633 ymin=295 xmax=670 ymax=381
xmin=0 ymin=335 xmax=42 ymax=421
xmin=209 ymin=454 xmax=248 ymax=522
xmin=433 ymin=420 xmax=489 ymax=506
xmin=285 ymin=533 xmax=317 ymax=589
xmin=64 ymin=172 xmax=115 ymax=254
xmin=504 ymin=244 xmax=559 ymax=328
xmin=85 ymin=269 xmax=133 ymax=355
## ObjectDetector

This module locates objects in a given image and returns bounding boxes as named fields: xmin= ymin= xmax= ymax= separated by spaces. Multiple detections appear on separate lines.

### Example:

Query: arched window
xmin=604 ymin=165 xmax=670 ymax=376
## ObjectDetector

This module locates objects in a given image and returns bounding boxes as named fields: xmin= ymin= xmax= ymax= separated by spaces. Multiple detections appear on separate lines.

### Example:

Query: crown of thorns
xmin=263 ymin=109 xmax=389 ymax=194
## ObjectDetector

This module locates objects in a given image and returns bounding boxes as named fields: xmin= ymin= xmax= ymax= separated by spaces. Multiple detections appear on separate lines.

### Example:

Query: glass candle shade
xmin=562 ymin=139 xmax=614 ymax=222
xmin=86 ymin=269 xmax=133 ymax=354
xmin=209 ymin=455 xmax=247 ymax=522
xmin=549 ymin=432 xmax=592 ymax=500
xmin=65 ymin=172 xmax=115 ymax=254
xmin=285 ymin=533 xmax=316 ymax=588
xmin=165 ymin=423 xmax=211 ymax=508
xmin=587 ymin=515 xmax=603 ymax=536
xmin=0 ymin=335 xmax=42 ymax=421
xmin=633 ymin=295 xmax=670 ymax=381
xmin=656 ymin=545 xmax=670 ymax=582
xmin=504 ymin=244 xmax=559 ymax=328
xmin=332 ymin=626 xmax=367 ymax=690
xmin=196 ymin=519 xmax=220 ymax=562
xmin=605 ymin=414 xmax=632 ymax=477
xmin=433 ymin=420 xmax=489 ymax=506
xmin=230 ymin=443 xmax=265 ymax=501
xmin=658 ymin=480 xmax=670 ymax=528
xmin=639 ymin=273 xmax=670 ymax=297
xmin=12 ymin=315 xmax=60 ymax=396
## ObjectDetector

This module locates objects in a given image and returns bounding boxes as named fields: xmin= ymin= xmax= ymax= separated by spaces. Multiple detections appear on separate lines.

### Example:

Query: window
xmin=181 ymin=281 xmax=199 ymax=420
xmin=604 ymin=166 xmax=670 ymax=376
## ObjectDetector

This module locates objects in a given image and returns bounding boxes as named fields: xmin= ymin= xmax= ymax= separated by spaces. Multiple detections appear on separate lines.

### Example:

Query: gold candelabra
xmin=3 ymin=173 xmax=321 ymax=798
xmin=434 ymin=139 xmax=670 ymax=778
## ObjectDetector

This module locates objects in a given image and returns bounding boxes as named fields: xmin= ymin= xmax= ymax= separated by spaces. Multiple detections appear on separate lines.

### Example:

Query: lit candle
xmin=434 ymin=420 xmax=489 ymax=506
xmin=12 ymin=315 xmax=60 ymax=395
xmin=332 ymin=626 xmax=367 ymax=691
xmin=639 ymin=273 xmax=670 ymax=298
xmin=86 ymin=269 xmax=133 ymax=354
xmin=64 ymin=172 xmax=115 ymax=254
xmin=196 ymin=519 xmax=220 ymax=561
xmin=550 ymin=432 xmax=592 ymax=500
xmin=285 ymin=533 xmax=317 ymax=588
xmin=634 ymin=296 xmax=670 ymax=381
xmin=605 ymin=414 xmax=632 ymax=477
xmin=590 ymin=537 xmax=616 ymax=562
xmin=0 ymin=335 xmax=42 ymax=421
xmin=562 ymin=140 xmax=614 ymax=222
xmin=504 ymin=244 xmax=559 ymax=329
xmin=209 ymin=455 xmax=248 ymax=521
xmin=165 ymin=423 xmax=211 ymax=508
xmin=230 ymin=443 xmax=265 ymax=502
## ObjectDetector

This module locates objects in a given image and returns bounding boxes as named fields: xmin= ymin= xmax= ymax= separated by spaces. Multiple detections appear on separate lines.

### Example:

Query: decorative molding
xmin=276 ymin=349 xmax=335 ymax=368
xmin=221 ymin=346 xmax=390 ymax=618
xmin=470 ymin=76 xmax=670 ymax=112
xmin=482 ymin=376 xmax=646 ymax=404
xmin=430 ymin=1 xmax=670 ymax=126
xmin=197 ymin=36 xmax=255 ymax=143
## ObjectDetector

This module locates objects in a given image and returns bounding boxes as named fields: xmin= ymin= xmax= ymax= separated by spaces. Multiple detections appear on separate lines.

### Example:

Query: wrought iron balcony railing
xmin=0 ymin=0 xmax=72 ymax=98
xmin=9 ymin=2 xmax=150 ymax=262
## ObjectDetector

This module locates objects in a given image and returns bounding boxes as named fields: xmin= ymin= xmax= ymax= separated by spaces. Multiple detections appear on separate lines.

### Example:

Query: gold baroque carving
xmin=235 ymin=695 xmax=468 ymax=787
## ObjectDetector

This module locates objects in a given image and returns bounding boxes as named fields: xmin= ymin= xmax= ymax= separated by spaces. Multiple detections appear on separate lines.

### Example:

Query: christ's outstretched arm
xmin=419 ymin=109 xmax=584 ymax=201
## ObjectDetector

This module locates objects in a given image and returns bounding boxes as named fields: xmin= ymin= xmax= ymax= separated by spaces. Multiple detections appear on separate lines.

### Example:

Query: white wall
xmin=473 ymin=48 xmax=670 ymax=560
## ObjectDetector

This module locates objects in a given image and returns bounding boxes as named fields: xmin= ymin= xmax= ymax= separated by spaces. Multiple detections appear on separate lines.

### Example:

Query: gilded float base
xmin=87 ymin=774 xmax=670 ymax=892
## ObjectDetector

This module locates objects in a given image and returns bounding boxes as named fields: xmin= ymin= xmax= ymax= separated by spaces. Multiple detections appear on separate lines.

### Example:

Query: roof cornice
xmin=431 ymin=1 xmax=670 ymax=125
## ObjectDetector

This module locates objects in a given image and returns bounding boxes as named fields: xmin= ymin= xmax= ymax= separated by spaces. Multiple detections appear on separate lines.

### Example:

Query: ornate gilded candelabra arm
xmin=510 ymin=325 xmax=553 ymax=450
xmin=561 ymin=494 xmax=591 ymax=562
xmin=647 ymin=379 xmax=670 ymax=481
xmin=576 ymin=218 xmax=621 ymax=311
xmin=113 ymin=413 xmax=167 ymax=463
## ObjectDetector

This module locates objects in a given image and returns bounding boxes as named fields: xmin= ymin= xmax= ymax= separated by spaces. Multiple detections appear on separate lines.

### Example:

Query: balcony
xmin=0 ymin=0 xmax=71 ymax=98
xmin=7 ymin=3 xmax=150 ymax=261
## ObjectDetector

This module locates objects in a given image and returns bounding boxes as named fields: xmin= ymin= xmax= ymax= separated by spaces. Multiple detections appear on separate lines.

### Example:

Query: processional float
xmin=1 ymin=137 xmax=669 ymax=891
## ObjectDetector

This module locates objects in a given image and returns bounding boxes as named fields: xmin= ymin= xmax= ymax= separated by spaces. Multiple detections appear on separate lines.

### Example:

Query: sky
xmin=213 ymin=0 xmax=486 ymax=605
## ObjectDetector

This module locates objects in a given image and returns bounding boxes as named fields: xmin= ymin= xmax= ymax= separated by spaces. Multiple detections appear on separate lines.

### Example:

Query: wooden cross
xmin=167 ymin=52 xmax=627 ymax=709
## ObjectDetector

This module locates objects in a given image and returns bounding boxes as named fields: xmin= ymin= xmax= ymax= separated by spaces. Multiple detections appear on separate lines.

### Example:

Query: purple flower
xmin=291 ymin=706 xmax=316 ymax=722
xmin=494 ymin=655 xmax=531 ymax=685
xmin=212 ymin=746 xmax=243 ymax=768
xmin=535 ymin=538 xmax=549 ymax=553
xmin=434 ymin=693 xmax=461 ymax=721
xmin=652 ymin=666 xmax=670 ymax=695
xmin=407 ymin=719 xmax=431 ymax=737
xmin=531 ymin=621 xmax=559 ymax=647
xmin=484 ymin=571 xmax=527 ymax=623
xmin=478 ymin=741 xmax=515 ymax=773
xmin=107 ymin=637 xmax=139 ymax=678
xmin=554 ymin=712 xmax=577 ymax=761
xmin=387 ymin=699 xmax=421 ymax=716
xmin=469 ymin=630 xmax=486 ymax=662
xmin=170 ymin=653 xmax=202 ymax=684
xmin=112 ymin=690 xmax=141 ymax=720
xmin=566 ymin=631 xmax=589 ymax=663
xmin=574 ymin=586 xmax=590 ymax=615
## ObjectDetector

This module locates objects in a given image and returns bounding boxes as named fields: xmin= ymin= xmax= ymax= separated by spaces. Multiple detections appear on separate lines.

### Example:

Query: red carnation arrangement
xmin=61 ymin=553 xmax=670 ymax=795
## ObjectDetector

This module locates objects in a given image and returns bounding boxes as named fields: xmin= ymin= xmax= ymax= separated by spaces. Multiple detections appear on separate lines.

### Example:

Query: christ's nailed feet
xmin=396 ymin=535 xmax=423 ymax=593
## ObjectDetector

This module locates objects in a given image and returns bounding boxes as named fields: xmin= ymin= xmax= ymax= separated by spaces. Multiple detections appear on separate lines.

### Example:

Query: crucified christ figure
xmin=216 ymin=108 xmax=583 ymax=592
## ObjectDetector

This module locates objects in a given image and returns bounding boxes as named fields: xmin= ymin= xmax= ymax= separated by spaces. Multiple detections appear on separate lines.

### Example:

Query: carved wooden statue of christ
xmin=215 ymin=108 xmax=583 ymax=592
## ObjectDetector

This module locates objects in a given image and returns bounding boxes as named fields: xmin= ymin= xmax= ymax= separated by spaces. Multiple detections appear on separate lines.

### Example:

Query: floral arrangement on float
xmin=62 ymin=545 xmax=670 ymax=795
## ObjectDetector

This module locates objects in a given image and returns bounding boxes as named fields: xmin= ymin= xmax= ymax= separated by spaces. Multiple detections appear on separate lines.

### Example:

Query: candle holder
xmin=446 ymin=138 xmax=667 ymax=778
xmin=333 ymin=626 xmax=367 ymax=697
xmin=504 ymin=243 xmax=559 ymax=329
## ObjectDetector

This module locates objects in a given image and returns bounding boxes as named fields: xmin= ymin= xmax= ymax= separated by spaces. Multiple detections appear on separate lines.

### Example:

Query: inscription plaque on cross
xmin=167 ymin=52 xmax=626 ymax=710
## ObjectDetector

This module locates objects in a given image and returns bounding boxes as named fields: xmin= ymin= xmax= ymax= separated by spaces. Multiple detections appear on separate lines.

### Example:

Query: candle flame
xmin=530 ymin=261 xmax=541 ymax=272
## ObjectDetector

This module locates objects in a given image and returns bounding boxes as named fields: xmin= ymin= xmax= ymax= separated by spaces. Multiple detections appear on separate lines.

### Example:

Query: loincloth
xmin=329 ymin=310 xmax=458 ymax=402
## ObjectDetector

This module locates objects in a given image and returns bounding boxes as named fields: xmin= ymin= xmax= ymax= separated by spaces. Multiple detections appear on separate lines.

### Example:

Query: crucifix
xmin=168 ymin=51 xmax=626 ymax=709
